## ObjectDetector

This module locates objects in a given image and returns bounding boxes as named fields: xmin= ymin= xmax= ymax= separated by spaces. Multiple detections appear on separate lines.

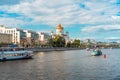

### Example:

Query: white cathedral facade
xmin=51 ymin=24 xmax=69 ymax=45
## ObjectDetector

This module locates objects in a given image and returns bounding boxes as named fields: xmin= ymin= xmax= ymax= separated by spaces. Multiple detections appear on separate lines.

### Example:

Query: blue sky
xmin=0 ymin=0 xmax=120 ymax=42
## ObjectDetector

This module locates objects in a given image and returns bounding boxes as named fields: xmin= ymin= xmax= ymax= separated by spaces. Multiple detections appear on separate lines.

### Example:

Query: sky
xmin=0 ymin=0 xmax=120 ymax=42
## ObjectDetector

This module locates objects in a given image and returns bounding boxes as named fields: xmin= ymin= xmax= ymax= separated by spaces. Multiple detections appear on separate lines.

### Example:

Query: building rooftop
xmin=56 ymin=24 xmax=63 ymax=29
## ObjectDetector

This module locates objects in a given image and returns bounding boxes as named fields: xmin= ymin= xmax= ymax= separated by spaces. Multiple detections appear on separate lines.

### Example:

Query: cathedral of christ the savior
xmin=51 ymin=24 xmax=69 ymax=45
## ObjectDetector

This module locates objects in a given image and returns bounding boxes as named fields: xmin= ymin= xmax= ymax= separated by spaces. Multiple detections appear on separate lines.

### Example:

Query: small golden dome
xmin=56 ymin=24 xmax=63 ymax=29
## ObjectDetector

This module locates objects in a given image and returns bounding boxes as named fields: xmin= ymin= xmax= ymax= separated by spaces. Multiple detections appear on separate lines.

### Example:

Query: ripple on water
xmin=0 ymin=49 xmax=120 ymax=80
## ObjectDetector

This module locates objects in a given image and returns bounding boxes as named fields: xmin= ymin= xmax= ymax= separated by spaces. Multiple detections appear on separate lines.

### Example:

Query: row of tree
xmin=48 ymin=35 xmax=120 ymax=48
xmin=49 ymin=35 xmax=83 ymax=48
xmin=49 ymin=35 xmax=65 ymax=47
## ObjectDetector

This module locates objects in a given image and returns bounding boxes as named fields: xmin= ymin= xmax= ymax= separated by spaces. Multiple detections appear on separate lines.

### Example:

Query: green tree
xmin=50 ymin=35 xmax=65 ymax=47
xmin=71 ymin=39 xmax=80 ymax=47
xmin=66 ymin=42 xmax=71 ymax=47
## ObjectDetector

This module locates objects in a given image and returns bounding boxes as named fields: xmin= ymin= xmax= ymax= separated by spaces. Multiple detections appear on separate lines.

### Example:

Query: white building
xmin=51 ymin=24 xmax=69 ymax=44
xmin=56 ymin=24 xmax=64 ymax=36
xmin=0 ymin=25 xmax=26 ymax=44
xmin=84 ymin=39 xmax=96 ymax=43
xmin=38 ymin=32 xmax=50 ymax=44
xmin=0 ymin=33 xmax=12 ymax=44
xmin=24 ymin=30 xmax=38 ymax=44
xmin=0 ymin=25 xmax=6 ymax=33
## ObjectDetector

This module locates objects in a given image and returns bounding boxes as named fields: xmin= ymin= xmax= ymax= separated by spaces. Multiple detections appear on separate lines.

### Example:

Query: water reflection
xmin=0 ymin=49 xmax=120 ymax=80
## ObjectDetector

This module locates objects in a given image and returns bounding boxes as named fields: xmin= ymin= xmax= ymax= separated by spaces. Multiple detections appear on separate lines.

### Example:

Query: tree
xmin=71 ymin=39 xmax=80 ymax=47
xmin=66 ymin=42 xmax=71 ymax=47
xmin=50 ymin=35 xmax=65 ymax=47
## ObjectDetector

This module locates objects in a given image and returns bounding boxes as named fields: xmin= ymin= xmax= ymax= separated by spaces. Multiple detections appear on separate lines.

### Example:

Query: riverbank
xmin=26 ymin=47 xmax=84 ymax=52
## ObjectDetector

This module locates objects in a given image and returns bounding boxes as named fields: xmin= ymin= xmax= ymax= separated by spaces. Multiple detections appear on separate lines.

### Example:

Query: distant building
xmin=51 ymin=24 xmax=69 ymax=45
xmin=84 ymin=39 xmax=91 ymax=43
xmin=56 ymin=24 xmax=64 ymax=36
xmin=0 ymin=33 xmax=12 ymax=44
xmin=84 ymin=39 xmax=96 ymax=44
xmin=0 ymin=25 xmax=26 ymax=44
xmin=0 ymin=25 xmax=6 ymax=33
xmin=24 ymin=30 xmax=38 ymax=45
xmin=38 ymin=32 xmax=50 ymax=44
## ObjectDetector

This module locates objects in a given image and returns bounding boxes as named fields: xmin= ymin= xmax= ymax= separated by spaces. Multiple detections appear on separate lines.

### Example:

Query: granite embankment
xmin=26 ymin=47 xmax=83 ymax=52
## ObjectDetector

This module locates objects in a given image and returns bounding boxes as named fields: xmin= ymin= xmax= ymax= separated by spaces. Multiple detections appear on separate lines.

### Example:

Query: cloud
xmin=105 ymin=37 xmax=120 ymax=40
xmin=111 ymin=15 xmax=120 ymax=19
xmin=104 ymin=36 xmax=120 ymax=42
xmin=0 ymin=0 xmax=119 ymax=26
xmin=81 ymin=25 xmax=120 ymax=32
xmin=0 ymin=0 xmax=120 ymax=41
xmin=0 ymin=0 xmax=120 ymax=29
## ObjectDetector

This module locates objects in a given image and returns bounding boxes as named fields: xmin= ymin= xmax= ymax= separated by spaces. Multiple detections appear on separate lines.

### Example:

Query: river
xmin=0 ymin=49 xmax=120 ymax=80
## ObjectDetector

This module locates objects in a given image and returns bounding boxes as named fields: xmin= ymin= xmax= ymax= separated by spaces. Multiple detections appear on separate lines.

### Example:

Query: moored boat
xmin=0 ymin=47 xmax=33 ymax=61
xmin=91 ymin=49 xmax=102 ymax=56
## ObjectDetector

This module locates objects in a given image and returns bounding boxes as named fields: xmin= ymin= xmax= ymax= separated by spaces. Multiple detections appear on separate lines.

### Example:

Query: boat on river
xmin=0 ymin=47 xmax=33 ymax=61
xmin=86 ymin=48 xmax=90 ymax=51
xmin=91 ymin=48 xmax=102 ymax=56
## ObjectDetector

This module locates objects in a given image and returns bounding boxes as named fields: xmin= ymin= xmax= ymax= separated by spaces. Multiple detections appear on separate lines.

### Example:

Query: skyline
xmin=0 ymin=0 xmax=120 ymax=42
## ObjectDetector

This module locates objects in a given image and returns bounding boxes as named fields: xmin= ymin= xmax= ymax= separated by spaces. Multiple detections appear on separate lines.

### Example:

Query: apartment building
xmin=0 ymin=25 xmax=26 ymax=44
xmin=0 ymin=33 xmax=12 ymax=44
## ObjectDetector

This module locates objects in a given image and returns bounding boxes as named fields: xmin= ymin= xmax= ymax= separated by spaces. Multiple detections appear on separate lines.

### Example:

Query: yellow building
xmin=56 ymin=24 xmax=64 ymax=36
xmin=51 ymin=24 xmax=69 ymax=45
xmin=0 ymin=33 xmax=12 ymax=44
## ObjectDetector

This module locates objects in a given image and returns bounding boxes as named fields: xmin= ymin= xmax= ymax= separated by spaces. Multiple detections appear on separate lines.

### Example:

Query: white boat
xmin=91 ymin=48 xmax=102 ymax=56
xmin=0 ymin=47 xmax=33 ymax=61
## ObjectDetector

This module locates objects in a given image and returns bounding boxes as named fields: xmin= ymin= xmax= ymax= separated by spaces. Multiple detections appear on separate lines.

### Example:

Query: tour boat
xmin=91 ymin=48 xmax=102 ymax=56
xmin=0 ymin=47 xmax=33 ymax=61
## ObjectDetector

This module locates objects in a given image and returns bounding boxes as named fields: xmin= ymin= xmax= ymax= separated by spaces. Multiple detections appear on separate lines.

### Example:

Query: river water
xmin=0 ymin=49 xmax=120 ymax=80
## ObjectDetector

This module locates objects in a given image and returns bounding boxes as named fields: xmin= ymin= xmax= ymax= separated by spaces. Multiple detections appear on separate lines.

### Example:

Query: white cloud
xmin=104 ymin=37 xmax=120 ymax=42
xmin=105 ymin=37 xmax=120 ymax=40
xmin=81 ymin=24 xmax=120 ymax=32
xmin=0 ymin=0 xmax=120 ymax=27
xmin=1 ymin=0 xmax=120 ymax=40
xmin=111 ymin=16 xmax=120 ymax=19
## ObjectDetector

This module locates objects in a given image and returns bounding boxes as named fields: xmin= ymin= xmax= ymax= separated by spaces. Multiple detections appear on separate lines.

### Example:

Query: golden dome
xmin=56 ymin=24 xmax=63 ymax=29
